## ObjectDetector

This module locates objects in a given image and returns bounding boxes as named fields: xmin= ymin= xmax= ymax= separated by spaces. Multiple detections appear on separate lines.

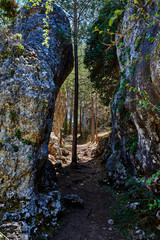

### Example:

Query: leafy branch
xmin=0 ymin=232 xmax=10 ymax=240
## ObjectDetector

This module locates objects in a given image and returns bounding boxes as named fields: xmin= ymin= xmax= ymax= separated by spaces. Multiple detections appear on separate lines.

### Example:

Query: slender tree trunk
xmin=69 ymin=90 xmax=73 ymax=134
xmin=64 ymin=110 xmax=68 ymax=135
xmin=91 ymin=88 xmax=95 ymax=142
xmin=59 ymin=129 xmax=62 ymax=147
xmin=96 ymin=92 xmax=98 ymax=143
xmin=72 ymin=0 xmax=78 ymax=165
xmin=79 ymin=100 xmax=82 ymax=137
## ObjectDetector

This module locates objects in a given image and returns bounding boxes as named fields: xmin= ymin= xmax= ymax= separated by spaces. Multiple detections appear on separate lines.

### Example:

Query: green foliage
xmin=23 ymin=139 xmax=34 ymax=145
xmin=12 ymin=144 xmax=19 ymax=152
xmin=140 ymin=171 xmax=160 ymax=220
xmin=0 ymin=0 xmax=19 ymax=25
xmin=13 ymin=33 xmax=22 ymax=41
xmin=0 ymin=140 xmax=3 ymax=147
xmin=0 ymin=232 xmax=9 ymax=240
xmin=9 ymin=110 xmax=16 ymax=121
xmin=140 ymin=171 xmax=160 ymax=210
xmin=127 ymin=88 xmax=160 ymax=113
xmin=125 ymin=134 xmax=138 ymax=155
xmin=13 ymin=44 xmax=25 ymax=57
xmin=25 ymin=0 xmax=56 ymax=47
xmin=129 ymin=60 xmax=138 ymax=76
xmin=84 ymin=0 xmax=126 ymax=105
xmin=109 ymin=9 xmax=124 ymax=27
xmin=107 ymin=176 xmax=159 ymax=239
xmin=113 ymin=77 xmax=129 ymax=112
xmin=15 ymin=128 xmax=23 ymax=139
xmin=0 ymin=36 xmax=25 ymax=62
xmin=0 ymin=47 xmax=11 ymax=61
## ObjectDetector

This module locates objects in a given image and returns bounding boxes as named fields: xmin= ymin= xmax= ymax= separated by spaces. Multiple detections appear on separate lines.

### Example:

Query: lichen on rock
xmin=0 ymin=2 xmax=73 ymax=239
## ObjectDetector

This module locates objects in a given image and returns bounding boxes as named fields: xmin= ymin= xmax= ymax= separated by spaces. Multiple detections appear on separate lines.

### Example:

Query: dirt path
xmin=50 ymin=139 xmax=123 ymax=240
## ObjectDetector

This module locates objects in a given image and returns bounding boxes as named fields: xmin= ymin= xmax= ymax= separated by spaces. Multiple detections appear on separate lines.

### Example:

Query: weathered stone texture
xmin=0 ymin=3 xmax=73 ymax=238
xmin=52 ymin=89 xmax=67 ymax=137
xmin=105 ymin=4 xmax=160 ymax=176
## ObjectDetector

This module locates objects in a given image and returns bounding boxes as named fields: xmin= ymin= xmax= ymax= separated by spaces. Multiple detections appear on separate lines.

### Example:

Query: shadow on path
xmin=50 ymin=140 xmax=123 ymax=240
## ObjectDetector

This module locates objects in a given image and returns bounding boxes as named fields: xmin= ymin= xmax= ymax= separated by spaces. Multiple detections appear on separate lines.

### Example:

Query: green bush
xmin=13 ymin=44 xmax=25 ymax=57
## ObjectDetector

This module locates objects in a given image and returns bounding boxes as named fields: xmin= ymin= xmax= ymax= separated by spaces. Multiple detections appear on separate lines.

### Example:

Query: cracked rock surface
xmin=0 ymin=3 xmax=73 ymax=239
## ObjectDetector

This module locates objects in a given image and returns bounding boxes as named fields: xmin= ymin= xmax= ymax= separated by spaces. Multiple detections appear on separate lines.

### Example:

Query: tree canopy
xmin=0 ymin=0 xmax=19 ymax=25
xmin=84 ymin=0 xmax=126 ymax=105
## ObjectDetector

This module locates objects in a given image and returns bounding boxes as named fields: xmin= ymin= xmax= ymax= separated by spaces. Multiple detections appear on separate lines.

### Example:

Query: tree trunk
xmin=96 ymin=92 xmax=98 ymax=143
xmin=91 ymin=88 xmax=95 ymax=142
xmin=72 ymin=0 xmax=78 ymax=165
xmin=59 ymin=129 xmax=62 ymax=147
xmin=79 ymin=100 xmax=82 ymax=137
xmin=69 ymin=90 xmax=73 ymax=134
xmin=64 ymin=110 xmax=68 ymax=135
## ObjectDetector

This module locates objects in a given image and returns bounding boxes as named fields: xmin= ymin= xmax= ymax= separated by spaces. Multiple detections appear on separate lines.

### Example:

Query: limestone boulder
xmin=0 ymin=2 xmax=73 ymax=239
xmin=96 ymin=137 xmax=110 ymax=156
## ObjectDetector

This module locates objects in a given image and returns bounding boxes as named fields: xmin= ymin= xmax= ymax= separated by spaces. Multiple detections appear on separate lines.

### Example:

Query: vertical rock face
xmin=106 ymin=4 xmax=160 ymax=176
xmin=0 ymin=3 xmax=73 ymax=238
xmin=52 ymin=89 xmax=67 ymax=137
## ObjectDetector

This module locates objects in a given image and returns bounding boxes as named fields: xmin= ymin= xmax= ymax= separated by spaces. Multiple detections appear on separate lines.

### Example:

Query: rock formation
xmin=0 ymin=3 xmax=73 ymax=239
xmin=104 ymin=3 xmax=160 ymax=177
xmin=52 ymin=89 xmax=67 ymax=137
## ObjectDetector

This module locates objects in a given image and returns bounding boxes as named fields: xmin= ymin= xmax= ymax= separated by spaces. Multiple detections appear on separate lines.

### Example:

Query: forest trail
xmin=50 ymin=136 xmax=123 ymax=240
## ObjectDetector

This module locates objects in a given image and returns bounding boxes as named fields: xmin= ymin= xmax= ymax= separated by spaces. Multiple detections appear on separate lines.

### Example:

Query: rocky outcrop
xmin=52 ymin=89 xmax=67 ymax=137
xmin=0 ymin=3 xmax=73 ymax=239
xmin=104 ymin=3 xmax=160 ymax=177
xmin=48 ymin=132 xmax=70 ymax=165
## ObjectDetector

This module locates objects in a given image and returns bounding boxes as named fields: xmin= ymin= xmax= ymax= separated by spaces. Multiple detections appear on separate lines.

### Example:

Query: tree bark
xmin=72 ymin=0 xmax=78 ymax=165
xmin=64 ymin=110 xmax=68 ymax=135
xmin=69 ymin=90 xmax=73 ymax=134
xmin=91 ymin=88 xmax=95 ymax=142
xmin=79 ymin=100 xmax=82 ymax=137
xmin=59 ymin=129 xmax=62 ymax=147
xmin=96 ymin=92 xmax=98 ymax=143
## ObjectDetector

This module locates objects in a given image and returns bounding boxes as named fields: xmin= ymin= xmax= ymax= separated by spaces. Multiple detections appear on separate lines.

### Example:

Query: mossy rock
xmin=13 ymin=44 xmax=25 ymax=57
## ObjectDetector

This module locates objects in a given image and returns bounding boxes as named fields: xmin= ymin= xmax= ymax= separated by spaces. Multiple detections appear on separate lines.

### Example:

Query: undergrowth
xmin=103 ymin=177 xmax=160 ymax=239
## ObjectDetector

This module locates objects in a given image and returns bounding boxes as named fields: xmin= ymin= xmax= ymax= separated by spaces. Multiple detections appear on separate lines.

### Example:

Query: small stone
xmin=129 ymin=202 xmax=140 ymax=210
xmin=108 ymin=219 xmax=114 ymax=225
xmin=63 ymin=194 xmax=84 ymax=208
xmin=135 ymin=229 xmax=146 ymax=240
xmin=149 ymin=233 xmax=156 ymax=240
xmin=21 ymin=234 xmax=29 ymax=240
xmin=91 ymin=148 xmax=97 ymax=157
xmin=62 ymin=148 xmax=70 ymax=157
xmin=0 ymin=203 xmax=5 ymax=208
xmin=156 ymin=210 xmax=160 ymax=220
xmin=84 ymin=151 xmax=88 ymax=156
xmin=108 ymin=227 xmax=113 ymax=231
xmin=156 ymin=224 xmax=160 ymax=231
xmin=108 ymin=172 xmax=112 ymax=177
xmin=54 ymin=160 xmax=62 ymax=168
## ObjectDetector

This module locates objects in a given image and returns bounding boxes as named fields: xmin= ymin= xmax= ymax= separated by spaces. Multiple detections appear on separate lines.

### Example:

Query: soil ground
xmin=50 ymin=136 xmax=124 ymax=240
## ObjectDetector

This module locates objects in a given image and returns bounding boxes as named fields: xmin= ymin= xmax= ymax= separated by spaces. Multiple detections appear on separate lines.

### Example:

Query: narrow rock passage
xmin=50 ymin=138 xmax=123 ymax=240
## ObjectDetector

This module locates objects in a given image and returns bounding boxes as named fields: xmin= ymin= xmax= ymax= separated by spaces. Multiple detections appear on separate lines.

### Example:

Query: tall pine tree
xmin=56 ymin=0 xmax=102 ymax=165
